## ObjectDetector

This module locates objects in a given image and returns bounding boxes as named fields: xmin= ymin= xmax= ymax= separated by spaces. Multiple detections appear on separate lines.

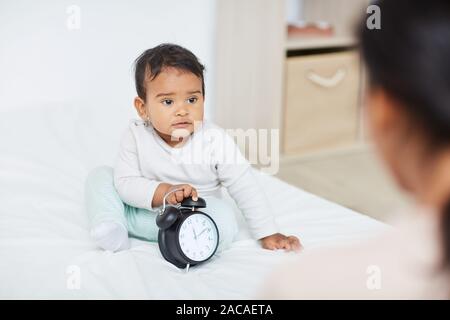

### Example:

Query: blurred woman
xmin=264 ymin=0 xmax=450 ymax=299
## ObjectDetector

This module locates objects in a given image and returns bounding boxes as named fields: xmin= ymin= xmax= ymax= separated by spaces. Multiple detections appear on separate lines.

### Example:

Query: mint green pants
xmin=85 ymin=166 xmax=238 ymax=252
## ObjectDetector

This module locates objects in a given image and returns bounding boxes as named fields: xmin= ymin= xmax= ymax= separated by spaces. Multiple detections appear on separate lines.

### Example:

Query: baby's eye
xmin=161 ymin=99 xmax=174 ymax=106
xmin=187 ymin=97 xmax=198 ymax=104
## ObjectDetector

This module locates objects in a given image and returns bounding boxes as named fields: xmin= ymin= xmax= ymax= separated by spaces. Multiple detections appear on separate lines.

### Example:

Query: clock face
xmin=178 ymin=213 xmax=218 ymax=262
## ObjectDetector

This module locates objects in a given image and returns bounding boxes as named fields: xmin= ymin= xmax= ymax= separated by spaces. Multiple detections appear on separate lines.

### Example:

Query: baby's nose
xmin=175 ymin=107 xmax=188 ymax=116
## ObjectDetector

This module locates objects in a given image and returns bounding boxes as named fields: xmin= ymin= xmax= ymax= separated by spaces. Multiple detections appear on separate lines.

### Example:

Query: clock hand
xmin=197 ymin=228 xmax=208 ymax=238
xmin=192 ymin=228 xmax=197 ymax=240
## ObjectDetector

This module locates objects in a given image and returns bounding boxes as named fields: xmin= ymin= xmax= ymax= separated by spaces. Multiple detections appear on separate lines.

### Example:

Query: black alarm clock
xmin=156 ymin=188 xmax=219 ymax=269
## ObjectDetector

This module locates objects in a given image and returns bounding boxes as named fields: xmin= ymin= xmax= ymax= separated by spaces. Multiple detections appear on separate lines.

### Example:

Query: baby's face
xmin=139 ymin=67 xmax=204 ymax=145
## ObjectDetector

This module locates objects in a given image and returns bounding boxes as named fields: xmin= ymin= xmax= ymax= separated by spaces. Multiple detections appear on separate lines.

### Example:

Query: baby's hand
xmin=260 ymin=233 xmax=302 ymax=252
xmin=165 ymin=184 xmax=198 ymax=205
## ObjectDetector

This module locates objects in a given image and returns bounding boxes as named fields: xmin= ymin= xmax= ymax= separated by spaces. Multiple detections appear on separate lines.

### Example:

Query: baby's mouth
xmin=172 ymin=121 xmax=192 ymax=128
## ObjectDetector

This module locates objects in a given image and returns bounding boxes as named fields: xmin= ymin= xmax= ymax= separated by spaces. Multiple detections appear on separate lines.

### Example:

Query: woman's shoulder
xmin=264 ymin=213 xmax=445 ymax=299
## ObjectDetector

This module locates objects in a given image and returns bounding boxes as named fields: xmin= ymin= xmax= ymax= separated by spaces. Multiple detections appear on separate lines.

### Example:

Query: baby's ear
xmin=133 ymin=96 xmax=146 ymax=118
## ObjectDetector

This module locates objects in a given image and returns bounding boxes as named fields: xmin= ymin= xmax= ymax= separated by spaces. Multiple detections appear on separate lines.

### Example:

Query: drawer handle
xmin=306 ymin=68 xmax=347 ymax=88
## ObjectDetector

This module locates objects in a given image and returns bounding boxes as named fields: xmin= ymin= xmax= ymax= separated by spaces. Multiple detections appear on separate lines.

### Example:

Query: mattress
xmin=0 ymin=104 xmax=387 ymax=299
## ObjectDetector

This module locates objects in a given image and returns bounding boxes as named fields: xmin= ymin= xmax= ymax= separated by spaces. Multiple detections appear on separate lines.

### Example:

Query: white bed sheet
xmin=0 ymin=104 xmax=387 ymax=299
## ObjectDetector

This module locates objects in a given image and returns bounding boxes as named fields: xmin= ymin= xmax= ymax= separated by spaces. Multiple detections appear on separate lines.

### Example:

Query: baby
xmin=85 ymin=44 xmax=301 ymax=253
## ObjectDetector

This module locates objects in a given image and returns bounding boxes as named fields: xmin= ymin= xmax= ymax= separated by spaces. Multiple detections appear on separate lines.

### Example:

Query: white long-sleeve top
xmin=113 ymin=119 xmax=278 ymax=240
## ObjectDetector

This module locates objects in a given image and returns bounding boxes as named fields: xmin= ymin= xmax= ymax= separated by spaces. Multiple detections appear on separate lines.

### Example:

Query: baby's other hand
xmin=260 ymin=233 xmax=302 ymax=252
xmin=166 ymin=184 xmax=198 ymax=205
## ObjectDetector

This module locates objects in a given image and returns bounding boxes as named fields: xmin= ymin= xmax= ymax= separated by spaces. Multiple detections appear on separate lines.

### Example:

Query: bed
xmin=0 ymin=104 xmax=387 ymax=299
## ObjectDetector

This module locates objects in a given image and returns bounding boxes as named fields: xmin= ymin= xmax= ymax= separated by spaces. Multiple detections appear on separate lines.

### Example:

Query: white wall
xmin=0 ymin=0 xmax=217 ymax=120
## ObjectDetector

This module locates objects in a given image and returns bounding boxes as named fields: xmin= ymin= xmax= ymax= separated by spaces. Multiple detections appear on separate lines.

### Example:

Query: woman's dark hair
xmin=359 ymin=0 xmax=450 ymax=270
xmin=134 ymin=43 xmax=205 ymax=101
